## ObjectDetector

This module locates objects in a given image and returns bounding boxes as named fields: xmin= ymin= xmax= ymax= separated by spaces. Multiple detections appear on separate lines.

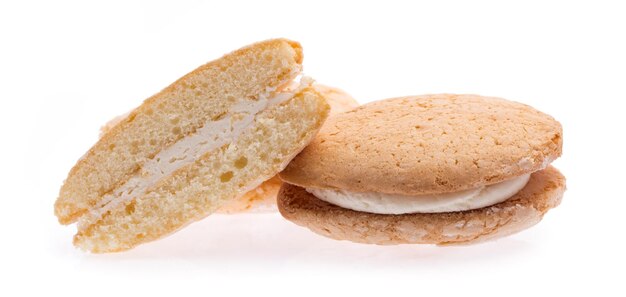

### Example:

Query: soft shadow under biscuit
xmin=277 ymin=166 xmax=565 ymax=245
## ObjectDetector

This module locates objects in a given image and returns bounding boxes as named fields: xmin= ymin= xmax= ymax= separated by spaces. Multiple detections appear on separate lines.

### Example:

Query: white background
xmin=1 ymin=0 xmax=624 ymax=296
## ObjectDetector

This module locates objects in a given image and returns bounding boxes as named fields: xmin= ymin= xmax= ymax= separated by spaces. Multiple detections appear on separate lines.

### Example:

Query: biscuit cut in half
xmin=218 ymin=84 xmax=359 ymax=213
xmin=55 ymin=39 xmax=330 ymax=252
xmin=279 ymin=94 xmax=565 ymax=245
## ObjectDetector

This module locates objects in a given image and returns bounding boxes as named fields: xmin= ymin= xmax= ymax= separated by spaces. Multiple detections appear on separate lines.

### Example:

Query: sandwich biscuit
xmin=278 ymin=94 xmax=564 ymax=245
xmin=55 ymin=39 xmax=330 ymax=252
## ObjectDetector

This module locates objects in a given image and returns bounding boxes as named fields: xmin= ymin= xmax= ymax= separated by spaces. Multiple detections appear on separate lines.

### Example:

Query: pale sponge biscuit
xmin=218 ymin=84 xmax=358 ymax=213
xmin=281 ymin=94 xmax=562 ymax=195
xmin=55 ymin=39 xmax=330 ymax=252
xmin=278 ymin=166 xmax=564 ymax=245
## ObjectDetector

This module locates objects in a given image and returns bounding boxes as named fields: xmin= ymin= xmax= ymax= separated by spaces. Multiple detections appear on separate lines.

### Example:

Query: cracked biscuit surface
xmin=280 ymin=94 xmax=562 ymax=195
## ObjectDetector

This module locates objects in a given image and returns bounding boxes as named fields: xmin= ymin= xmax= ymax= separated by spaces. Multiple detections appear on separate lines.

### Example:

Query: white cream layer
xmin=78 ymin=78 xmax=312 ymax=230
xmin=306 ymin=174 xmax=531 ymax=214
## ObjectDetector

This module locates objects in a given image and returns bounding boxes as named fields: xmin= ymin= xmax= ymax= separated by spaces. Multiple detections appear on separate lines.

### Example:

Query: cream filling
xmin=78 ymin=77 xmax=312 ymax=230
xmin=306 ymin=174 xmax=531 ymax=214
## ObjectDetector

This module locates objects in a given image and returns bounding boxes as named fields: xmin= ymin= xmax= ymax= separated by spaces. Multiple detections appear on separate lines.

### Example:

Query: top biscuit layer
xmin=280 ymin=94 xmax=562 ymax=195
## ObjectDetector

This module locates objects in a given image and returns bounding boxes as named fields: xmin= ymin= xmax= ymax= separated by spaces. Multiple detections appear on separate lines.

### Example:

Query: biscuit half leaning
xmin=278 ymin=94 xmax=565 ymax=245
xmin=54 ymin=39 xmax=330 ymax=253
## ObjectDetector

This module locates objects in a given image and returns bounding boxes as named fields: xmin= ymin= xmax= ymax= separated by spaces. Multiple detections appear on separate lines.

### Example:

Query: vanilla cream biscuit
xmin=278 ymin=94 xmax=564 ymax=245
xmin=55 ymin=39 xmax=330 ymax=252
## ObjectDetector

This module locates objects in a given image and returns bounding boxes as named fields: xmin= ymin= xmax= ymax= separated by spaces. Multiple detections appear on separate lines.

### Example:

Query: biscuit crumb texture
xmin=280 ymin=94 xmax=563 ymax=195
xmin=75 ymin=88 xmax=329 ymax=252
xmin=55 ymin=39 xmax=302 ymax=224
xmin=278 ymin=166 xmax=565 ymax=245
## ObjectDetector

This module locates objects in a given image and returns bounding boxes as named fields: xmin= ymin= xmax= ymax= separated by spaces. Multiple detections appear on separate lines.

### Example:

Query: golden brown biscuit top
xmin=280 ymin=94 xmax=562 ymax=195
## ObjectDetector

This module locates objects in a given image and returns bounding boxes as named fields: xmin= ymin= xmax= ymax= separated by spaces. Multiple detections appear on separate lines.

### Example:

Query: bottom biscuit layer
xmin=277 ymin=166 xmax=565 ymax=245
